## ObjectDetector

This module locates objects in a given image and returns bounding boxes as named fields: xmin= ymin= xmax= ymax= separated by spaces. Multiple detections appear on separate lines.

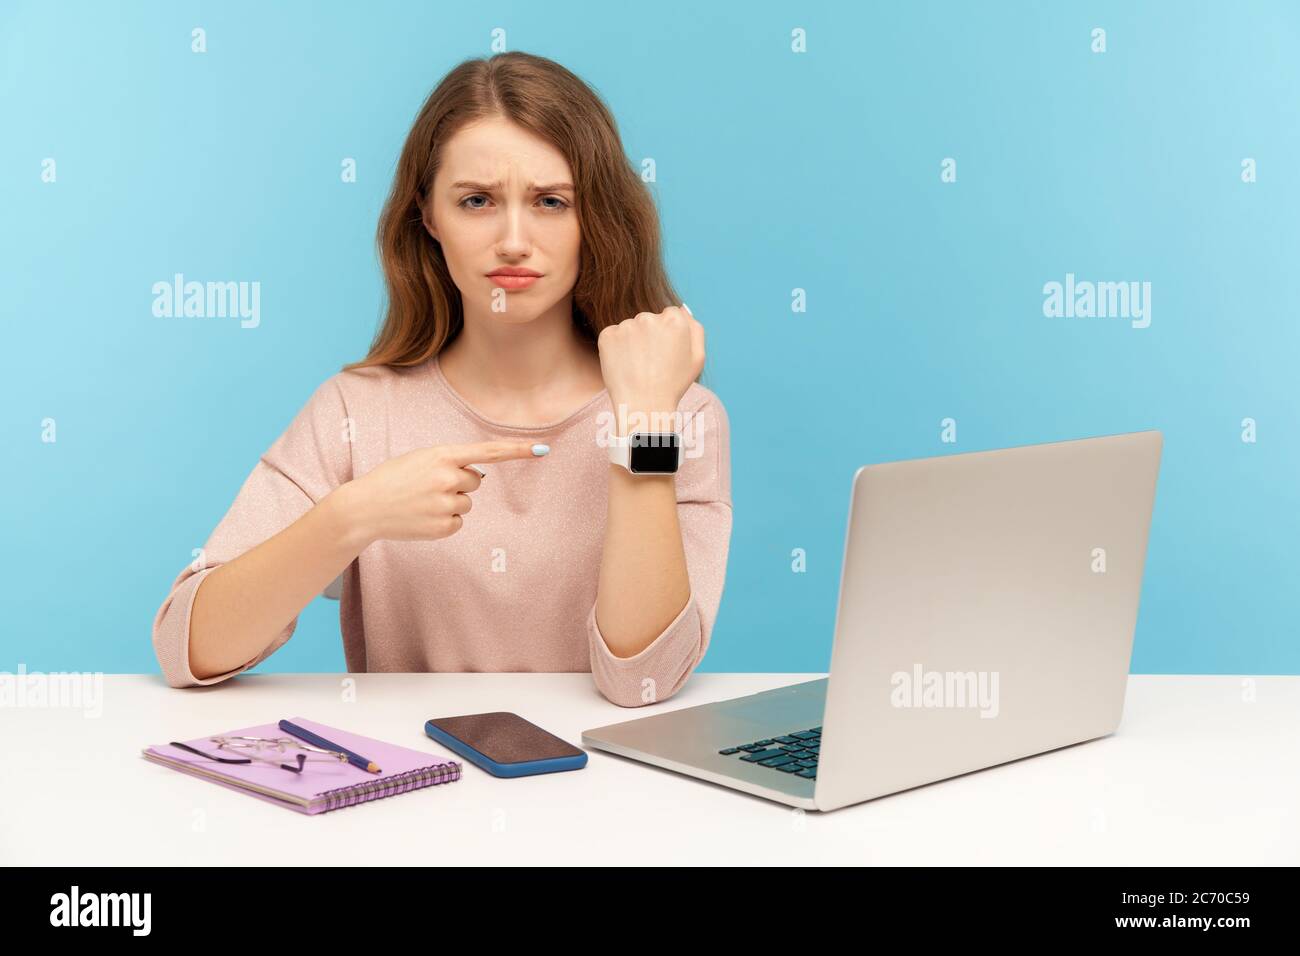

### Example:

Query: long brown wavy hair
xmin=344 ymin=51 xmax=697 ymax=383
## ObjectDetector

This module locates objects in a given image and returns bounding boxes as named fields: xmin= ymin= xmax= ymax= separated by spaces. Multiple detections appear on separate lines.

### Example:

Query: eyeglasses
xmin=170 ymin=735 xmax=351 ymax=774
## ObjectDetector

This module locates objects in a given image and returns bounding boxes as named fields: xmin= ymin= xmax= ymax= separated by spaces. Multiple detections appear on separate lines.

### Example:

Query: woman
xmin=151 ymin=52 xmax=732 ymax=707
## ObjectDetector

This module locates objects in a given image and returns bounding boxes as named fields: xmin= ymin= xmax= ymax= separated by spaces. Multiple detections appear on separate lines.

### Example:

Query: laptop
xmin=582 ymin=430 xmax=1163 ymax=812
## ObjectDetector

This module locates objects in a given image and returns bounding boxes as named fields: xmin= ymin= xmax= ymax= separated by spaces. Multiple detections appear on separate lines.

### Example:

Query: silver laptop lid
xmin=815 ymin=431 xmax=1162 ymax=811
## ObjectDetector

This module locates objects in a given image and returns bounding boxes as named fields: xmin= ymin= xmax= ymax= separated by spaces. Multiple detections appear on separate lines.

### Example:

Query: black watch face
xmin=629 ymin=432 xmax=680 ymax=473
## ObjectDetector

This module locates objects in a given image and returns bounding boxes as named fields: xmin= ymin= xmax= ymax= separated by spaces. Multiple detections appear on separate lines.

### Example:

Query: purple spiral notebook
xmin=142 ymin=716 xmax=462 ymax=815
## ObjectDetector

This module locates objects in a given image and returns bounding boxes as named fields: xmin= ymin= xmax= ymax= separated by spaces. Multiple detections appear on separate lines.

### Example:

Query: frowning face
xmin=422 ymin=115 xmax=581 ymax=325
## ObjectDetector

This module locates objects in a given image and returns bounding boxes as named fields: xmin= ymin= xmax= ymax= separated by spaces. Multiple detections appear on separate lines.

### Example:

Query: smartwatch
xmin=608 ymin=431 xmax=682 ymax=475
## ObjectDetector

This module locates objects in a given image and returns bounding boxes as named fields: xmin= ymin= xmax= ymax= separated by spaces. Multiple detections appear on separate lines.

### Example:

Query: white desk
xmin=2 ymin=673 xmax=1296 ymax=865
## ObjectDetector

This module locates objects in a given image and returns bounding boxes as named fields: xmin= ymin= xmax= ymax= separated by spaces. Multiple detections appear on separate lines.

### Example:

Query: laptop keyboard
xmin=719 ymin=726 xmax=821 ymax=779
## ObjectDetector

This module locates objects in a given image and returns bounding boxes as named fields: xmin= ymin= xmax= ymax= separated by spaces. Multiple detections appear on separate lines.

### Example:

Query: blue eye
xmin=457 ymin=195 xmax=570 ymax=211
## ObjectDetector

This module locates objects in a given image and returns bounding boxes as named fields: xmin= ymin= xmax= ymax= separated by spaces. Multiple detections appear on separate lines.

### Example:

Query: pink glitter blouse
xmin=151 ymin=355 xmax=733 ymax=707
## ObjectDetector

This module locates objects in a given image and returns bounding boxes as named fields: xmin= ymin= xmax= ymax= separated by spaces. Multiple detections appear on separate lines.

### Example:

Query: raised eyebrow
xmin=451 ymin=180 xmax=574 ymax=194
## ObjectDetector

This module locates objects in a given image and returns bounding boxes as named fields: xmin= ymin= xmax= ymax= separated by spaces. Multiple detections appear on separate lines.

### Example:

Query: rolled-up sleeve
xmin=587 ymin=394 xmax=733 ymax=707
xmin=151 ymin=376 xmax=354 ymax=688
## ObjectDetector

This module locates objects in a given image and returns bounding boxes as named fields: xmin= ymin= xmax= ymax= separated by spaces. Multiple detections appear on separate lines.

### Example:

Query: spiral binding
xmin=317 ymin=761 xmax=463 ymax=812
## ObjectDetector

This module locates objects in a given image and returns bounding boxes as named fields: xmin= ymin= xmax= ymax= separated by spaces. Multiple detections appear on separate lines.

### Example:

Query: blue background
xmin=3 ymin=1 xmax=1296 ymax=676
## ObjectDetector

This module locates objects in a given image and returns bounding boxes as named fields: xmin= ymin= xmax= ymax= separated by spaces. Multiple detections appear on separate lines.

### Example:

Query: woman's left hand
xmin=596 ymin=304 xmax=705 ymax=416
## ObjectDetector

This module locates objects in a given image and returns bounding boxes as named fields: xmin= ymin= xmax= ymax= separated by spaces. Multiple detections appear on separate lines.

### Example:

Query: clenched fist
xmin=596 ymin=304 xmax=705 ymax=416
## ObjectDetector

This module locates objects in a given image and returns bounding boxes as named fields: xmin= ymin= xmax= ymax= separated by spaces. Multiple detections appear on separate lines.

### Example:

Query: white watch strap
xmin=608 ymin=433 xmax=633 ymax=470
